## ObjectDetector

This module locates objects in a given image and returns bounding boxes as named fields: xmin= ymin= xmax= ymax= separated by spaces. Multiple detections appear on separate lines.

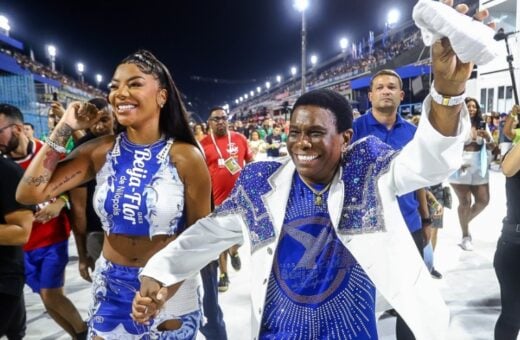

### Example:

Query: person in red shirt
xmin=0 ymin=104 xmax=87 ymax=339
xmin=198 ymin=107 xmax=253 ymax=338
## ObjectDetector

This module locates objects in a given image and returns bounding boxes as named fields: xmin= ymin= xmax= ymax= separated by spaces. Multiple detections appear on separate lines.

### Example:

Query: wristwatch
xmin=430 ymin=82 xmax=465 ymax=106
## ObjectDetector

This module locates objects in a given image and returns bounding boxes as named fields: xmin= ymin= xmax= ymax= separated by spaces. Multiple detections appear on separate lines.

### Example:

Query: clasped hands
xmin=131 ymin=276 xmax=170 ymax=324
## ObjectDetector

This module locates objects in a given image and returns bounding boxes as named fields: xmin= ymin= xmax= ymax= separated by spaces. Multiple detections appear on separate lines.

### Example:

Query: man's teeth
xmin=298 ymin=155 xmax=318 ymax=162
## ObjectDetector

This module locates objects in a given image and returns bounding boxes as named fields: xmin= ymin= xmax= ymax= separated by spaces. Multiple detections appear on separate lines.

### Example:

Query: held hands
xmin=131 ymin=276 xmax=169 ymax=324
xmin=432 ymin=0 xmax=495 ymax=95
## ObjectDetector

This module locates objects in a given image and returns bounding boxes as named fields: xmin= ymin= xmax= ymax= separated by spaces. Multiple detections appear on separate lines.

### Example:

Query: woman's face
xmin=251 ymin=131 xmax=259 ymax=141
xmin=194 ymin=125 xmax=203 ymax=134
xmin=466 ymin=100 xmax=478 ymax=118
xmin=108 ymin=63 xmax=166 ymax=128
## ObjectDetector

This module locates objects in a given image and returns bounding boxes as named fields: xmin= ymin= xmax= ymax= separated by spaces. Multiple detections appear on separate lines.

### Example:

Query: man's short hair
xmin=88 ymin=97 xmax=109 ymax=111
xmin=369 ymin=69 xmax=403 ymax=90
xmin=23 ymin=122 xmax=34 ymax=129
xmin=292 ymin=89 xmax=352 ymax=133
xmin=209 ymin=106 xmax=225 ymax=116
xmin=0 ymin=103 xmax=24 ymax=123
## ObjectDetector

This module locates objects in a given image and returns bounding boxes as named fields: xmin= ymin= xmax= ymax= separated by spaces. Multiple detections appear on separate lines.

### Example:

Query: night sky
xmin=3 ymin=0 xmax=417 ymax=117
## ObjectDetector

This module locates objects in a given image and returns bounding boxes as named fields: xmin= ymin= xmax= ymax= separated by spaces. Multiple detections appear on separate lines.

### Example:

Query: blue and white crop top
xmin=93 ymin=133 xmax=186 ymax=237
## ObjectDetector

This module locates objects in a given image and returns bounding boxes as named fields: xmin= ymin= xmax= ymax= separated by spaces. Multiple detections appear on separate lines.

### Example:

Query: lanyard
xmin=210 ymin=130 xmax=231 ymax=161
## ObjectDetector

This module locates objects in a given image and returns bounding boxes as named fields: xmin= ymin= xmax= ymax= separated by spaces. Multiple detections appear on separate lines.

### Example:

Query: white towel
xmin=412 ymin=0 xmax=499 ymax=65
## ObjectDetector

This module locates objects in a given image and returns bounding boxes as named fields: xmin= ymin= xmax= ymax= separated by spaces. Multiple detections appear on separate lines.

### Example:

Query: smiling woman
xmin=16 ymin=50 xmax=211 ymax=339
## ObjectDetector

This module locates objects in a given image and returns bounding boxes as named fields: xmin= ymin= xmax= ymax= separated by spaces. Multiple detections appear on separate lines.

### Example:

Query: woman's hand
xmin=57 ymin=101 xmax=102 ymax=132
xmin=132 ymin=276 xmax=168 ymax=324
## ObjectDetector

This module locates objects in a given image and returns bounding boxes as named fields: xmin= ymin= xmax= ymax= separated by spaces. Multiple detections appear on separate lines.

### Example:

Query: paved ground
xmin=18 ymin=170 xmax=512 ymax=339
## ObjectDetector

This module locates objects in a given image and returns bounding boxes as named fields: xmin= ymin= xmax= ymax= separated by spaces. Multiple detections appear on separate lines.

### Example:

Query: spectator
xmin=448 ymin=97 xmax=495 ymax=251
xmin=0 ymin=150 xmax=35 ymax=340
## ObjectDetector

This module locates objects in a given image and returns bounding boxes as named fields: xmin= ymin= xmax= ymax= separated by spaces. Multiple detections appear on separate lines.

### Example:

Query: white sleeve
xmin=390 ymin=95 xmax=470 ymax=196
xmin=141 ymin=213 xmax=245 ymax=286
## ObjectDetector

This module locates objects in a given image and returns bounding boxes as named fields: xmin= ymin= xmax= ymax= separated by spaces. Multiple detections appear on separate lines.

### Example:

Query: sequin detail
xmin=212 ymin=161 xmax=283 ymax=252
xmin=261 ymin=174 xmax=377 ymax=339
xmin=338 ymin=136 xmax=397 ymax=235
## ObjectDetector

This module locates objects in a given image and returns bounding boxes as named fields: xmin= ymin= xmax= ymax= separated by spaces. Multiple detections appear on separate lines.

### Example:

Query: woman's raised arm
xmin=16 ymin=102 xmax=109 ymax=204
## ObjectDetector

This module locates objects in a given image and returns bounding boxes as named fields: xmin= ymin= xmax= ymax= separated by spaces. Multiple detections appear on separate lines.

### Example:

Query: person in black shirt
xmin=494 ymin=136 xmax=520 ymax=340
xmin=0 ymin=154 xmax=34 ymax=340
xmin=264 ymin=125 xmax=284 ymax=158
xmin=69 ymin=98 xmax=114 ymax=282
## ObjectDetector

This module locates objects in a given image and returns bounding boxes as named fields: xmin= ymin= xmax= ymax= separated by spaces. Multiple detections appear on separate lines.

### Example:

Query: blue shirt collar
xmin=366 ymin=109 xmax=405 ymax=128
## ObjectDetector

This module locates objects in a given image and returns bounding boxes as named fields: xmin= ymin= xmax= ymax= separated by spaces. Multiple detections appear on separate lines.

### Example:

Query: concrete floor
xmin=18 ymin=170 xmax=515 ymax=339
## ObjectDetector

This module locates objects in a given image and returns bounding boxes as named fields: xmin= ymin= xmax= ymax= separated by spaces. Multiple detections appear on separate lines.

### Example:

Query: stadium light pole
xmin=291 ymin=66 xmax=297 ymax=77
xmin=387 ymin=9 xmax=400 ymax=28
xmin=0 ymin=15 xmax=11 ymax=36
xmin=47 ymin=45 xmax=57 ymax=72
xmin=76 ymin=62 xmax=85 ymax=83
xmin=294 ymin=0 xmax=309 ymax=94
xmin=95 ymin=74 xmax=103 ymax=88
xmin=310 ymin=54 xmax=318 ymax=68
xmin=339 ymin=37 xmax=348 ymax=53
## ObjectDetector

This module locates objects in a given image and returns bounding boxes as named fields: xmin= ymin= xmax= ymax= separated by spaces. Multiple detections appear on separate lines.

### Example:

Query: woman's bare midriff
xmin=464 ymin=141 xmax=483 ymax=152
xmin=103 ymin=233 xmax=177 ymax=267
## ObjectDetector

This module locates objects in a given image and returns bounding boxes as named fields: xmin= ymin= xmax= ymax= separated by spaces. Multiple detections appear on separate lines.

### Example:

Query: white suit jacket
xmin=142 ymin=96 xmax=470 ymax=339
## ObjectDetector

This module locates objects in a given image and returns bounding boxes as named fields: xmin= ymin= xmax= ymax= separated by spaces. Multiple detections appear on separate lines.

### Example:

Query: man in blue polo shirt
xmin=351 ymin=69 xmax=432 ymax=340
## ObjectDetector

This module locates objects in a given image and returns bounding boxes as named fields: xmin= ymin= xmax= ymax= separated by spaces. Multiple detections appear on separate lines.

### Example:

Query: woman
xmin=192 ymin=123 xmax=207 ymax=142
xmin=495 ymin=136 xmax=520 ymax=340
xmin=248 ymin=130 xmax=266 ymax=161
xmin=16 ymin=50 xmax=211 ymax=339
xmin=448 ymin=97 xmax=495 ymax=251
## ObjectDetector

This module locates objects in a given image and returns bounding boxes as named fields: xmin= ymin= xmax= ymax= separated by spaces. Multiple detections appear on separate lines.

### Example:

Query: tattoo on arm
xmin=43 ymin=149 xmax=61 ymax=172
xmin=50 ymin=170 xmax=82 ymax=193
xmin=51 ymin=123 xmax=73 ymax=145
xmin=22 ymin=174 xmax=51 ymax=186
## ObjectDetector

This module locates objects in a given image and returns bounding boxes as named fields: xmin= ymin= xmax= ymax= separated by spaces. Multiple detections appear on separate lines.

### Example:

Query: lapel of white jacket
xmin=327 ymin=165 xmax=344 ymax=229
xmin=262 ymin=158 xmax=294 ymax=236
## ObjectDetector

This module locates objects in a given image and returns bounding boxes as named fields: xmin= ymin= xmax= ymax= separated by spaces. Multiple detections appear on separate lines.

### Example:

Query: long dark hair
xmin=119 ymin=50 xmax=198 ymax=148
xmin=465 ymin=97 xmax=483 ymax=128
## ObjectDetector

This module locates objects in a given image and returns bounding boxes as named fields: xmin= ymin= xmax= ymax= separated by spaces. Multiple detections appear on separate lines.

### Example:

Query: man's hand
xmin=34 ymin=199 xmax=65 ymax=223
xmin=432 ymin=0 xmax=495 ymax=95
xmin=78 ymin=256 xmax=95 ymax=282
xmin=131 ymin=276 xmax=169 ymax=324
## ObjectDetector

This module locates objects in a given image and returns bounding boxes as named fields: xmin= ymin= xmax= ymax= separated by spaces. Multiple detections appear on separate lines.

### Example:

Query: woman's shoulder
xmin=170 ymin=141 xmax=205 ymax=164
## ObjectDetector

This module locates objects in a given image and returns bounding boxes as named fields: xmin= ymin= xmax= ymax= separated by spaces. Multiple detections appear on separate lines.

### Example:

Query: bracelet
xmin=58 ymin=194 xmax=71 ymax=210
xmin=46 ymin=138 xmax=67 ymax=154
xmin=430 ymin=81 xmax=466 ymax=106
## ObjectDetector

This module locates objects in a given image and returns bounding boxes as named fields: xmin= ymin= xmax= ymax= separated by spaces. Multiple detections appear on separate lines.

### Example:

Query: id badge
xmin=218 ymin=158 xmax=226 ymax=168
xmin=224 ymin=157 xmax=242 ymax=175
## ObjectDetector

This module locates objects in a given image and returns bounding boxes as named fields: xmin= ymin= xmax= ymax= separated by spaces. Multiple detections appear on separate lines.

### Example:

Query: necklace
xmin=298 ymin=175 xmax=332 ymax=206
